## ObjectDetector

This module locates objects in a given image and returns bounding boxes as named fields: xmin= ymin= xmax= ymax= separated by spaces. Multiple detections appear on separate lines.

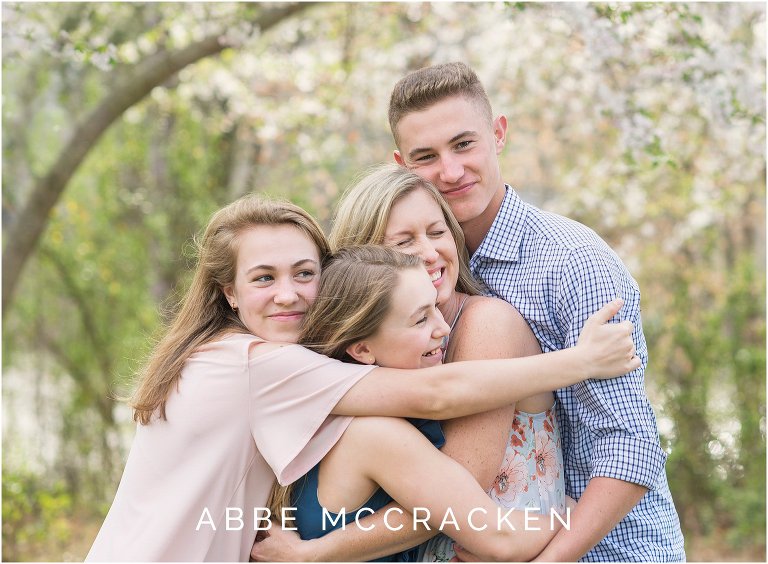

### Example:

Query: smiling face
xmin=223 ymin=224 xmax=321 ymax=343
xmin=348 ymin=267 xmax=450 ymax=369
xmin=394 ymin=95 xmax=508 ymax=249
xmin=383 ymin=188 xmax=459 ymax=308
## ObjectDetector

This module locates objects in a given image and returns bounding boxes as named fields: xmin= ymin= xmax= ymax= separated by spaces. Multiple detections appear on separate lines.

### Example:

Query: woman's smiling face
xmin=383 ymin=188 xmax=460 ymax=309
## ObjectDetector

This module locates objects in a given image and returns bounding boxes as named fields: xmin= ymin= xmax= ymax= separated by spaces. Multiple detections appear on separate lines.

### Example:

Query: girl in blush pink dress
xmin=86 ymin=194 xmax=637 ymax=562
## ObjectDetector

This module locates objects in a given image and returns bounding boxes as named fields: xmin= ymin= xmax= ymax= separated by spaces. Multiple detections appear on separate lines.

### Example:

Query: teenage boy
xmin=388 ymin=61 xmax=684 ymax=562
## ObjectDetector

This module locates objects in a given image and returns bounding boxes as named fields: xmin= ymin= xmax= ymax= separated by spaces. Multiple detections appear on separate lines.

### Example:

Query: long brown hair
xmin=330 ymin=163 xmax=480 ymax=296
xmin=300 ymin=245 xmax=423 ymax=361
xmin=130 ymin=194 xmax=330 ymax=425
xmin=268 ymin=245 xmax=422 ymax=516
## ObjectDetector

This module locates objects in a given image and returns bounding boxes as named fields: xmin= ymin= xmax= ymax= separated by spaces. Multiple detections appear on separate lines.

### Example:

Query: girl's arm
xmin=331 ymin=300 xmax=542 ymax=561
xmin=438 ymin=297 xmax=540 ymax=489
xmin=252 ymin=417 xmax=560 ymax=561
xmin=333 ymin=299 xmax=637 ymax=418
xmin=251 ymin=502 xmax=435 ymax=562
xmin=251 ymin=300 xmax=632 ymax=562
xmin=348 ymin=416 xmax=563 ymax=562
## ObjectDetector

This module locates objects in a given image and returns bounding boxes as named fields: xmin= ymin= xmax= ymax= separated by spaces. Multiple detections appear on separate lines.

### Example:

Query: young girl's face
xmin=224 ymin=224 xmax=321 ymax=343
xmin=352 ymin=267 xmax=450 ymax=369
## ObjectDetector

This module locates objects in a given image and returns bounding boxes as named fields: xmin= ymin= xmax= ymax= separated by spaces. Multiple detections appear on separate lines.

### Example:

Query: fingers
xmin=622 ymin=324 xmax=639 ymax=372
xmin=622 ymin=322 xmax=636 ymax=350
xmin=588 ymin=298 xmax=625 ymax=326
xmin=250 ymin=530 xmax=271 ymax=560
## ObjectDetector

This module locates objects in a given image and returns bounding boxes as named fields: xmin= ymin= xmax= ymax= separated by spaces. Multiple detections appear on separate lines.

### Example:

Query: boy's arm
xmin=531 ymin=477 xmax=647 ymax=561
xmin=552 ymin=247 xmax=664 ymax=557
xmin=456 ymin=246 xmax=660 ymax=563
xmin=454 ymin=477 xmax=646 ymax=562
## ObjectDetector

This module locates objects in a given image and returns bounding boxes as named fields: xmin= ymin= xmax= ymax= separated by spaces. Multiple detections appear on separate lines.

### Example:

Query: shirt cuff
xmin=590 ymin=432 xmax=668 ymax=490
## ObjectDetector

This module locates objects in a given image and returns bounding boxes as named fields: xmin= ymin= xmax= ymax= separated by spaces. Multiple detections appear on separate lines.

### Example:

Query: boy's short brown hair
xmin=388 ymin=62 xmax=494 ymax=146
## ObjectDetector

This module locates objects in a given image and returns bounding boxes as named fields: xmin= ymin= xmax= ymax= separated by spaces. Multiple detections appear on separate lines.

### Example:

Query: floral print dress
xmin=417 ymin=406 xmax=565 ymax=562
xmin=488 ymin=407 xmax=565 ymax=513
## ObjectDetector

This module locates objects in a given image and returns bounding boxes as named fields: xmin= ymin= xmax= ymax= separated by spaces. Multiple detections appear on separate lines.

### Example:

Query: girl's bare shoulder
xmin=461 ymin=295 xmax=526 ymax=327
xmin=451 ymin=296 xmax=539 ymax=359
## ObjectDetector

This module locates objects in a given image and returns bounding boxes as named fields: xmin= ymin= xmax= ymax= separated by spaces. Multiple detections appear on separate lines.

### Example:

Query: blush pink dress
xmin=86 ymin=332 xmax=373 ymax=561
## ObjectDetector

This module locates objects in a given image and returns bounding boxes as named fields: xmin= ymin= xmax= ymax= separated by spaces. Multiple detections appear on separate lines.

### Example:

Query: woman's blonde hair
xmin=330 ymin=163 xmax=480 ymax=296
xmin=130 ymin=194 xmax=330 ymax=425
xmin=269 ymin=244 xmax=422 ymax=515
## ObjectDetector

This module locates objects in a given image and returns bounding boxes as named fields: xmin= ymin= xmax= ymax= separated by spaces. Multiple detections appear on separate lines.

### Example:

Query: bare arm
xmin=355 ymin=417 xmax=561 ymax=562
xmin=252 ymin=300 xmax=637 ymax=561
xmin=251 ymin=504 xmax=435 ymax=562
xmin=531 ymin=477 xmax=647 ymax=561
xmin=251 ymin=414 xmax=558 ymax=563
xmin=333 ymin=299 xmax=637 ymax=419
xmin=440 ymin=298 xmax=542 ymax=489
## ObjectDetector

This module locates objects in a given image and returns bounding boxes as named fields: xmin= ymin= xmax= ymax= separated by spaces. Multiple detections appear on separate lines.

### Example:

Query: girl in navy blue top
xmin=291 ymin=415 xmax=445 ymax=562
xmin=265 ymin=246 xmax=590 ymax=561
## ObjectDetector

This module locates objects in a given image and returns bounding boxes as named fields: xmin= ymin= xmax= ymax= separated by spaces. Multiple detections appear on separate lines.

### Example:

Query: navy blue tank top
xmin=292 ymin=418 xmax=445 ymax=561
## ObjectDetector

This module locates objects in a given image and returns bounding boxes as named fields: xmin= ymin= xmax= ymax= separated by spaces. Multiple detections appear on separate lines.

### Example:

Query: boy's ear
xmin=493 ymin=114 xmax=508 ymax=154
xmin=394 ymin=150 xmax=405 ymax=166
xmin=346 ymin=341 xmax=376 ymax=365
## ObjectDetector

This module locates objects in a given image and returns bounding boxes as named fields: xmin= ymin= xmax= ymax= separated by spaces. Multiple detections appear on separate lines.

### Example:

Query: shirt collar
xmin=472 ymin=185 xmax=527 ymax=263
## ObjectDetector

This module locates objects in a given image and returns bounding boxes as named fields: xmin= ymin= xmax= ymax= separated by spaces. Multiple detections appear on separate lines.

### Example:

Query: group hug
xmin=86 ymin=62 xmax=685 ymax=562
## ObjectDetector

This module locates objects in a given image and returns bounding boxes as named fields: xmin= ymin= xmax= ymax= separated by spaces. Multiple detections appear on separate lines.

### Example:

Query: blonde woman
xmin=252 ymin=164 xmax=566 ymax=562
xmin=86 ymin=194 xmax=637 ymax=562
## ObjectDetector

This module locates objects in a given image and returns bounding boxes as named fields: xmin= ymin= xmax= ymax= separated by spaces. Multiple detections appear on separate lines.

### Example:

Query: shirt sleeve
xmin=248 ymin=344 xmax=375 ymax=486
xmin=557 ymin=245 xmax=667 ymax=490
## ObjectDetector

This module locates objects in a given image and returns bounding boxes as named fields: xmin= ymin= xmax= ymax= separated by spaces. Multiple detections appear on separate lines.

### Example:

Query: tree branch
xmin=40 ymin=246 xmax=108 ymax=364
xmin=2 ymin=2 xmax=313 ymax=316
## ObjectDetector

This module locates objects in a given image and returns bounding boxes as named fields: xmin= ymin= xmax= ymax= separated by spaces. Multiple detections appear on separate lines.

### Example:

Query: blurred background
xmin=2 ymin=2 xmax=765 ymax=561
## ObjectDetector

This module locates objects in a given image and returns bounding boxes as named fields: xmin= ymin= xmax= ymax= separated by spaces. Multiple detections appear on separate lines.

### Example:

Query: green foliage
xmin=2 ymin=470 xmax=74 ymax=562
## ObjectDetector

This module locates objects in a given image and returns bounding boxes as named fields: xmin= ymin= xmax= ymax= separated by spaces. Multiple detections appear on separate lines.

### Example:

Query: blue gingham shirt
xmin=469 ymin=187 xmax=685 ymax=562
